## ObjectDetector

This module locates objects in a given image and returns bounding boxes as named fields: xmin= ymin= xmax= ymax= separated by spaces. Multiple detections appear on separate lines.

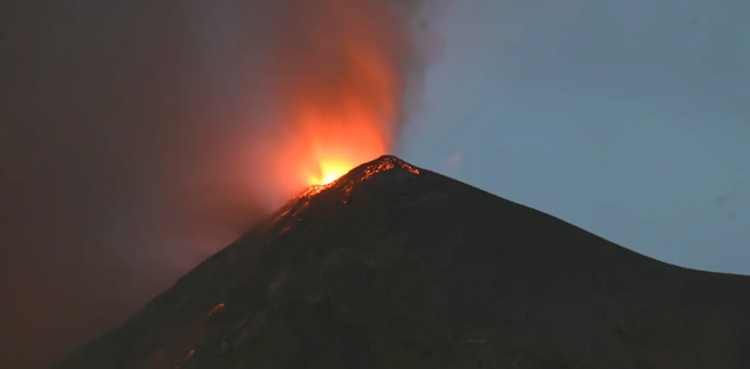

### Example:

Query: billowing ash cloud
xmin=0 ymin=0 xmax=444 ymax=368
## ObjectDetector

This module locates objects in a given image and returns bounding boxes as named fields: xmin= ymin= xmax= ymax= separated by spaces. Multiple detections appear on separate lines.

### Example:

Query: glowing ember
xmin=208 ymin=303 xmax=225 ymax=317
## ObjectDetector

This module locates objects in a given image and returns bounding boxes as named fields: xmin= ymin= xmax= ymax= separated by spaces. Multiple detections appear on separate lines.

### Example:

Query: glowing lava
xmin=237 ymin=0 xmax=422 ymax=206
xmin=309 ymin=160 xmax=353 ymax=186
xmin=270 ymin=103 xmax=390 ymax=195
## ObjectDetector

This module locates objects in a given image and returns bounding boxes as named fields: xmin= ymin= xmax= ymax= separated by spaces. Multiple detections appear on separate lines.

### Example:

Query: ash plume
xmin=0 ymin=0 xmax=443 ymax=368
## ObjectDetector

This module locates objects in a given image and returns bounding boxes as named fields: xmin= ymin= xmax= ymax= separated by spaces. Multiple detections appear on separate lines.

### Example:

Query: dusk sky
xmin=1 ymin=0 xmax=748 ymax=368
xmin=400 ymin=0 xmax=749 ymax=275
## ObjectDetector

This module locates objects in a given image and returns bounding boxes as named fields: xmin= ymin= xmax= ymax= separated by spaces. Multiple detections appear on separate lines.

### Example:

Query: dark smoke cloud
xmin=0 ymin=0 xmax=442 ymax=367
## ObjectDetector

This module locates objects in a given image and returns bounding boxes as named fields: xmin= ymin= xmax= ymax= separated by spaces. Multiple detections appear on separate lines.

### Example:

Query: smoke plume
xmin=0 ymin=0 xmax=442 ymax=368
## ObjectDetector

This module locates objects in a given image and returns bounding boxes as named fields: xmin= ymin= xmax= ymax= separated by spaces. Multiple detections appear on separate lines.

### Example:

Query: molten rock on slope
xmin=54 ymin=155 xmax=750 ymax=369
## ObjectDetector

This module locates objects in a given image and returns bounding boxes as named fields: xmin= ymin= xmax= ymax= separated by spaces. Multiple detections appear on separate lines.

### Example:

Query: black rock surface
xmin=53 ymin=155 xmax=750 ymax=369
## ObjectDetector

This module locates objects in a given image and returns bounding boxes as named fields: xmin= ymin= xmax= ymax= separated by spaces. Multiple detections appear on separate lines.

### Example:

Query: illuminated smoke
xmin=212 ymin=0 xmax=437 ymax=207
xmin=1 ymin=0 xmax=443 ymax=368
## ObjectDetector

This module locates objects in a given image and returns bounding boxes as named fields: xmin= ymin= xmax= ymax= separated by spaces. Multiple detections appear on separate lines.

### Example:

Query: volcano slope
xmin=54 ymin=155 xmax=750 ymax=369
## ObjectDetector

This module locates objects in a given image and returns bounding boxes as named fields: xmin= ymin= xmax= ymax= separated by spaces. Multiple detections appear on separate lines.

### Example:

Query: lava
xmin=309 ymin=159 xmax=358 ymax=186
xmin=242 ymin=0 xmax=423 ymax=204
xmin=292 ymin=156 xmax=421 ymax=206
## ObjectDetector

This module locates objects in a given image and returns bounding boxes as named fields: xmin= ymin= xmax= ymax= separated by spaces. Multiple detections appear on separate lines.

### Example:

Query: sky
xmin=399 ymin=0 xmax=750 ymax=276
xmin=1 ymin=0 xmax=749 ymax=368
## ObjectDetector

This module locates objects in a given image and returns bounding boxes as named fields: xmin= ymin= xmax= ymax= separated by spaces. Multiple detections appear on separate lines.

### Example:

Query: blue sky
xmin=398 ymin=0 xmax=750 ymax=274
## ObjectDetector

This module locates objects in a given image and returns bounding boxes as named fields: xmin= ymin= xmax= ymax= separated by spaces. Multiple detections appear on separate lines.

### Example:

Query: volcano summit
xmin=54 ymin=155 xmax=750 ymax=369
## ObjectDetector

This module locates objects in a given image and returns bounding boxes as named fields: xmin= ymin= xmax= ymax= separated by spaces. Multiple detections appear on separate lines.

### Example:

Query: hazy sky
xmin=399 ymin=0 xmax=750 ymax=275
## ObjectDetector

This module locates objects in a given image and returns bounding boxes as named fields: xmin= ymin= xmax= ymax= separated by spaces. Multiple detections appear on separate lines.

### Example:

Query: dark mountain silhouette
xmin=53 ymin=155 xmax=750 ymax=369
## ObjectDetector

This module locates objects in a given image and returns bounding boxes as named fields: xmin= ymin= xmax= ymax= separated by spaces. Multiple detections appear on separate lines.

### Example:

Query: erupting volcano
xmin=241 ymin=0 xmax=430 ymax=200
xmin=53 ymin=156 xmax=750 ymax=369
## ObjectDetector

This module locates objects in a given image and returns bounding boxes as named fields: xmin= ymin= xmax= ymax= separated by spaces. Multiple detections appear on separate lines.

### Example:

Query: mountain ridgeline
xmin=54 ymin=155 xmax=750 ymax=369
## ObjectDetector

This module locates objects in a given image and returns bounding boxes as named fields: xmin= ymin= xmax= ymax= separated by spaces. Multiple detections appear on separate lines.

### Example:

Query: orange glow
xmin=208 ymin=303 xmax=225 ymax=317
xmin=309 ymin=160 xmax=354 ymax=186
xmin=273 ymin=82 xmax=392 ymax=194
xmin=246 ymin=0 xmax=408 ymax=201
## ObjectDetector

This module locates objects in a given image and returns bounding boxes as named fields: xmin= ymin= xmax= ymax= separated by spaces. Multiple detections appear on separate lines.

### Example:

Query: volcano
xmin=53 ymin=155 xmax=750 ymax=369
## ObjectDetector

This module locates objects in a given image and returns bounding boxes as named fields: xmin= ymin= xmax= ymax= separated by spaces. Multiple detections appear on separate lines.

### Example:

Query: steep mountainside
xmin=54 ymin=155 xmax=750 ymax=369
